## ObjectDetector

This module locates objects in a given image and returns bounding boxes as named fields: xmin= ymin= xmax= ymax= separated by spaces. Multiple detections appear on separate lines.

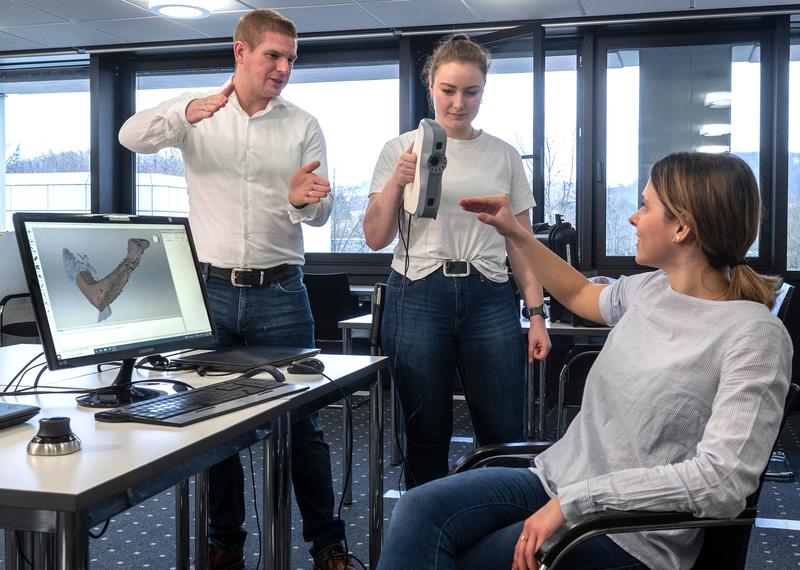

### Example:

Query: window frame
xmin=590 ymin=19 xmax=783 ymax=276
xmin=0 ymin=63 xmax=92 ymax=226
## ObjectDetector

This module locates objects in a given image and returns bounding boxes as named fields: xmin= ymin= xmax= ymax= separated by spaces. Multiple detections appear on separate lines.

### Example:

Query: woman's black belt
xmin=203 ymin=263 xmax=294 ymax=288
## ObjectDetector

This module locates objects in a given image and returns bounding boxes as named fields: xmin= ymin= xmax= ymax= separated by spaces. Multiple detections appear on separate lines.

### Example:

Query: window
xmin=473 ymin=43 xmax=577 ymax=228
xmin=544 ymin=53 xmax=577 ymax=227
xmin=473 ymin=54 xmax=533 ymax=181
xmin=1 ymin=75 xmax=90 ymax=230
xmin=135 ymin=71 xmax=231 ymax=218
xmin=602 ymin=41 xmax=761 ymax=258
xmin=789 ymin=40 xmax=800 ymax=271
xmin=283 ymin=63 xmax=399 ymax=253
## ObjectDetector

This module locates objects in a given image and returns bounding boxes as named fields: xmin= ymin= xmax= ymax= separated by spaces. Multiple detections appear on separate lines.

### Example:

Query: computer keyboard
xmin=94 ymin=377 xmax=308 ymax=427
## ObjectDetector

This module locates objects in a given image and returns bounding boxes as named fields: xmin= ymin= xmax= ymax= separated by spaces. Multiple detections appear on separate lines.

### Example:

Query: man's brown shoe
xmin=190 ymin=545 xmax=245 ymax=570
xmin=312 ymin=543 xmax=357 ymax=570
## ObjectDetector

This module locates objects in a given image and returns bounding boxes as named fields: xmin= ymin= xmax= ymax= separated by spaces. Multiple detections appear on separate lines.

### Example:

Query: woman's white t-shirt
xmin=369 ymin=130 xmax=535 ymax=282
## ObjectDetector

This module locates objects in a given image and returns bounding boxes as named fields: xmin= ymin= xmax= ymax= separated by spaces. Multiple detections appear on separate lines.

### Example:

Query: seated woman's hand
xmin=460 ymin=194 xmax=524 ymax=238
xmin=512 ymin=497 xmax=566 ymax=570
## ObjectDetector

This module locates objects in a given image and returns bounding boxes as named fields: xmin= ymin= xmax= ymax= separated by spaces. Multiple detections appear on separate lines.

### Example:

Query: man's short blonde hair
xmin=234 ymin=9 xmax=297 ymax=48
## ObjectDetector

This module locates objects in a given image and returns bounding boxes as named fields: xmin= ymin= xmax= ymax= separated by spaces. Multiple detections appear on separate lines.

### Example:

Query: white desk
xmin=0 ymin=345 xmax=387 ymax=570
xmin=338 ymin=314 xmax=611 ymax=440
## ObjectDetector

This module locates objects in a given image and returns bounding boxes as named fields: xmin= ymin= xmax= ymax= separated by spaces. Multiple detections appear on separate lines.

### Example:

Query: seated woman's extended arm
xmin=461 ymin=194 xmax=607 ymax=324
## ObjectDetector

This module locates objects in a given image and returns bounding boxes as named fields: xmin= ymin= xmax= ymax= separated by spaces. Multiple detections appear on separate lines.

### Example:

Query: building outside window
xmin=1 ymin=75 xmax=90 ymax=230
xmin=788 ymin=40 xmax=800 ymax=271
xmin=544 ymin=52 xmax=577 ymax=227
xmin=134 ymin=71 xmax=229 ymax=220
xmin=282 ymin=63 xmax=398 ymax=253
xmin=603 ymin=42 xmax=761 ymax=258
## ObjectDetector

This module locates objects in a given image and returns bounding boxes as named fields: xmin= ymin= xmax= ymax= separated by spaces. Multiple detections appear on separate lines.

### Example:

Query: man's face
xmin=234 ymin=30 xmax=297 ymax=101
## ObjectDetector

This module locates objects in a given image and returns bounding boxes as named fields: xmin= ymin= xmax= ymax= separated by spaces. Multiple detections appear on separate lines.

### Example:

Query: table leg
xmin=56 ymin=511 xmax=88 ymax=570
xmin=369 ymin=368 xmax=385 ymax=567
xmin=33 ymin=531 xmax=56 ymax=569
xmin=525 ymin=359 xmax=535 ymax=440
xmin=342 ymin=328 xmax=354 ymax=500
xmin=264 ymin=414 xmax=292 ymax=570
xmin=175 ymin=479 xmax=190 ymax=570
xmin=5 ymin=529 xmax=30 ymax=570
xmin=343 ymin=328 xmax=353 ymax=355
xmin=343 ymin=395 xmax=353 ymax=504
xmin=195 ymin=470 xmax=209 ymax=570
xmin=538 ymin=359 xmax=547 ymax=439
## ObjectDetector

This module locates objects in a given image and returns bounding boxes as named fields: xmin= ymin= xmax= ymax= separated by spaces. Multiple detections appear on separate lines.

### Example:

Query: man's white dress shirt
xmin=119 ymin=84 xmax=332 ymax=268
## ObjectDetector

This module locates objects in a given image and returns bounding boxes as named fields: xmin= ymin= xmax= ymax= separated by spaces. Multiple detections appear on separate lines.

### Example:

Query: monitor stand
xmin=76 ymin=358 xmax=164 ymax=408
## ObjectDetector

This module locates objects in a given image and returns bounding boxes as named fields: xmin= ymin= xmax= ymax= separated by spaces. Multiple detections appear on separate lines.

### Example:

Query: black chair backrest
xmin=0 ymin=293 xmax=39 ymax=347
xmin=773 ymin=282 xmax=794 ymax=323
xmin=303 ymin=273 xmax=362 ymax=343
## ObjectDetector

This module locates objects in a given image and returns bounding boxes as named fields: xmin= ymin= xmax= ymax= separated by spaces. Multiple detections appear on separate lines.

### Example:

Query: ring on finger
xmin=519 ymin=535 xmax=528 ymax=542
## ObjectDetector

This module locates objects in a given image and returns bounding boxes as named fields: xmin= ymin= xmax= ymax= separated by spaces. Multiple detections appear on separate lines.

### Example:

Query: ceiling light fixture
xmin=704 ymin=91 xmax=732 ymax=108
xmin=149 ymin=0 xmax=214 ymax=19
xmin=699 ymin=123 xmax=732 ymax=137
xmin=696 ymin=145 xmax=730 ymax=154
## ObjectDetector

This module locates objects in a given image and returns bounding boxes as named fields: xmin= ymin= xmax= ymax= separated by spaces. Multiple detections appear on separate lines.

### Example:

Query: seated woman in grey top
xmin=376 ymin=152 xmax=792 ymax=570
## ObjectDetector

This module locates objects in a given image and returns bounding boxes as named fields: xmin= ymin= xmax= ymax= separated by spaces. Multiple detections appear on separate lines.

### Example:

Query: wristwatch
xmin=523 ymin=304 xmax=547 ymax=319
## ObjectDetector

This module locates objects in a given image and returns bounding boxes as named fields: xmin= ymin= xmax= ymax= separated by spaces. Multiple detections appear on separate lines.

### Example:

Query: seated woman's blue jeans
xmin=382 ymin=269 xmax=526 ymax=487
xmin=377 ymin=467 xmax=649 ymax=570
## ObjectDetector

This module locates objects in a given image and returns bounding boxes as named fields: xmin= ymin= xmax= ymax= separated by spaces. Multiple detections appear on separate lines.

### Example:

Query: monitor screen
xmin=13 ymin=213 xmax=216 ymax=406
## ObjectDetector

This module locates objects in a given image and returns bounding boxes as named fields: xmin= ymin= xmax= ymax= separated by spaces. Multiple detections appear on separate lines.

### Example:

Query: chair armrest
xmin=0 ymin=293 xmax=31 ymax=323
xmin=0 ymin=293 xmax=30 ymax=307
xmin=450 ymin=441 xmax=556 ymax=474
xmin=536 ymin=507 xmax=756 ymax=568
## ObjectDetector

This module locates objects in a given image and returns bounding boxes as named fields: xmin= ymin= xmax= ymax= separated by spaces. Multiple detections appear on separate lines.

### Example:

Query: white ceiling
xmin=0 ymin=0 xmax=796 ymax=54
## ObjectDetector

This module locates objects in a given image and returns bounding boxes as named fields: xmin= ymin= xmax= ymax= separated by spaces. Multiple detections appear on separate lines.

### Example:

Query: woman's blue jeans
xmin=377 ymin=467 xmax=649 ymax=570
xmin=204 ymin=267 xmax=344 ymax=556
xmin=382 ymin=269 xmax=526 ymax=487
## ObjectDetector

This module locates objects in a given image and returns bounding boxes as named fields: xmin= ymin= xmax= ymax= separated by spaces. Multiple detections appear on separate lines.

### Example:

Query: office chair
xmin=452 ymin=383 xmax=798 ymax=570
xmin=765 ymin=282 xmax=796 ymax=481
xmin=303 ymin=273 xmax=366 ymax=353
xmin=0 ymin=293 xmax=39 ymax=347
xmin=555 ymin=347 xmax=600 ymax=438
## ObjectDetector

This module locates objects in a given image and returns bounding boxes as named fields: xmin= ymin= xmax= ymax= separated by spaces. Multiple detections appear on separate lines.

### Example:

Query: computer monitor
xmin=13 ymin=212 xmax=217 ymax=407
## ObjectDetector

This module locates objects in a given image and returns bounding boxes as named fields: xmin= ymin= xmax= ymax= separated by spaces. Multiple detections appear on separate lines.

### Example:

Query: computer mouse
xmin=287 ymin=357 xmax=325 ymax=375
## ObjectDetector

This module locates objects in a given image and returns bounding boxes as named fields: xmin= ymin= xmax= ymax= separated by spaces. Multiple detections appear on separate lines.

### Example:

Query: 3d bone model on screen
xmin=63 ymin=238 xmax=150 ymax=322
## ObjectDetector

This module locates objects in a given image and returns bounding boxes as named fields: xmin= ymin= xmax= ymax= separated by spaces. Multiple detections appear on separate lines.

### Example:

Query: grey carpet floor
xmin=1 ymin=393 xmax=799 ymax=569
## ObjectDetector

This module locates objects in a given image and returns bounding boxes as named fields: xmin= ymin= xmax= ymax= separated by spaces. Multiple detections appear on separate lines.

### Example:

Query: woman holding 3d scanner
xmin=363 ymin=34 xmax=551 ymax=488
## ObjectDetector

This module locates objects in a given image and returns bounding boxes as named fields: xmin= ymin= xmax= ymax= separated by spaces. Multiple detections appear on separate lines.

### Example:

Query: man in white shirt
xmin=119 ymin=9 xmax=354 ymax=570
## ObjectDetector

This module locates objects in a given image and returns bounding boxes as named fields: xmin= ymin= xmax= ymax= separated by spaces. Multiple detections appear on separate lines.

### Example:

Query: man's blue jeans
xmin=382 ymin=269 xmax=526 ymax=487
xmin=204 ymin=267 xmax=344 ymax=556
xmin=377 ymin=467 xmax=649 ymax=570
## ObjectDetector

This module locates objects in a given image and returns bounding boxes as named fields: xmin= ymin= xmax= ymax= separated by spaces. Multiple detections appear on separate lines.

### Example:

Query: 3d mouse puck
xmin=27 ymin=417 xmax=82 ymax=456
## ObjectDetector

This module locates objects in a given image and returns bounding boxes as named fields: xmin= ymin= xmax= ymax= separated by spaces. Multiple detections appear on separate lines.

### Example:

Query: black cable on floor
xmin=89 ymin=519 xmax=110 ymax=539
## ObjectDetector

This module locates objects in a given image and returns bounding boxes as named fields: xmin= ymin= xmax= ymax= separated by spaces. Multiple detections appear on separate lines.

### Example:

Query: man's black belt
xmin=203 ymin=263 xmax=294 ymax=288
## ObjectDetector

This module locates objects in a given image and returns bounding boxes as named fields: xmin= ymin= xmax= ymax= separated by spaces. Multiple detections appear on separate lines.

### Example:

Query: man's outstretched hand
xmin=185 ymin=82 xmax=235 ymax=124
xmin=289 ymin=161 xmax=332 ymax=208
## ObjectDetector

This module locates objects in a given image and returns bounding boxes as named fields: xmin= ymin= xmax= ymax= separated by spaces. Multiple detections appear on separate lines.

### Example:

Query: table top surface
xmin=0 ymin=344 xmax=384 ymax=514
xmin=339 ymin=313 xmax=611 ymax=336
